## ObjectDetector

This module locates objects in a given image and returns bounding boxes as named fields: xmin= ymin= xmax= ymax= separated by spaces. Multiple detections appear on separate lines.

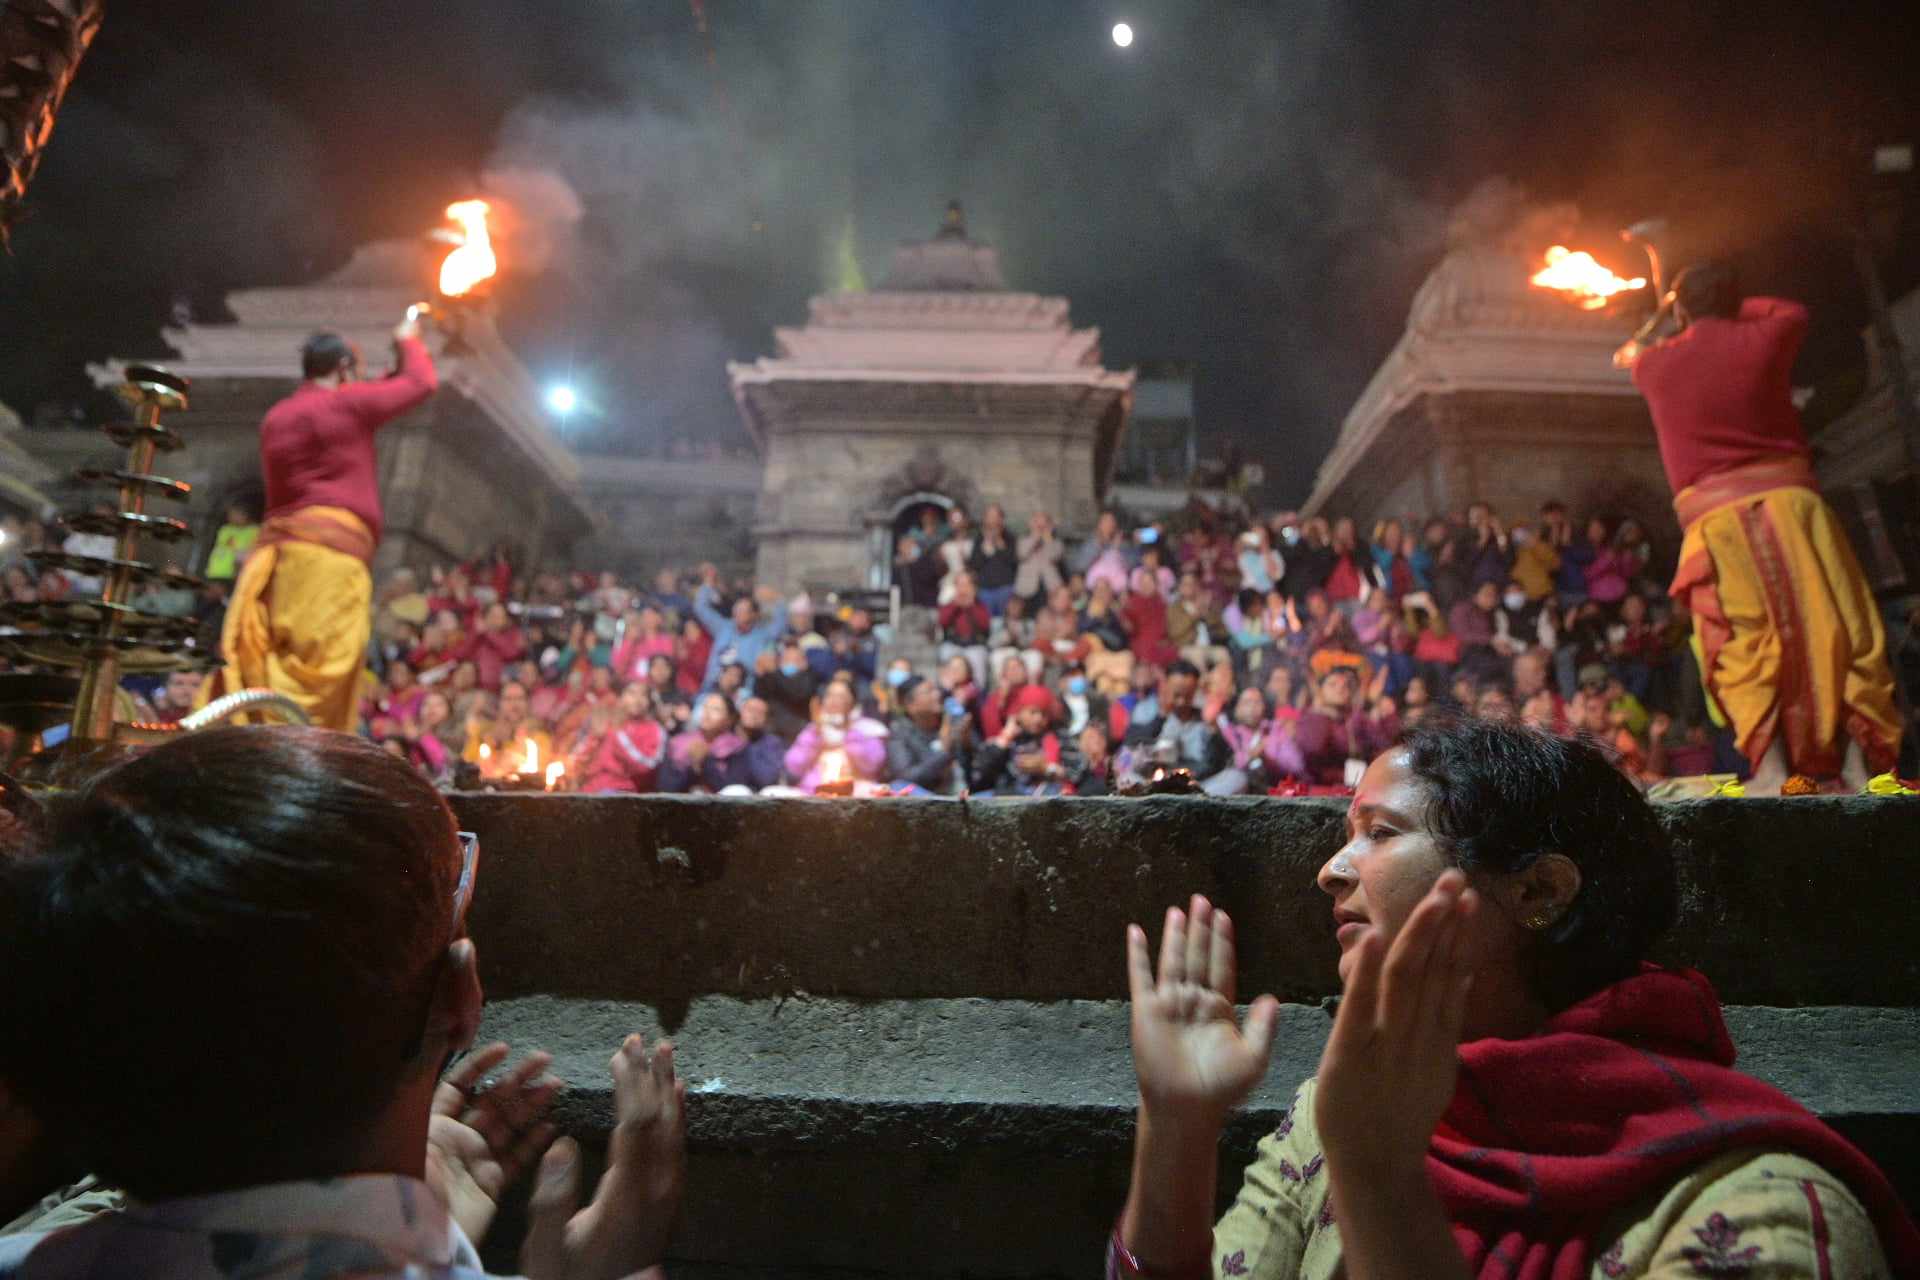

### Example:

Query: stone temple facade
xmin=77 ymin=241 xmax=593 ymax=577
xmin=728 ymin=208 xmax=1135 ymax=593
xmin=1305 ymin=245 xmax=1674 ymax=544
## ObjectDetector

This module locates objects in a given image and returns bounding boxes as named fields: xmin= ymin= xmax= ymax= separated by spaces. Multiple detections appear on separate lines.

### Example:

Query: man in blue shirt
xmin=691 ymin=567 xmax=786 ymax=693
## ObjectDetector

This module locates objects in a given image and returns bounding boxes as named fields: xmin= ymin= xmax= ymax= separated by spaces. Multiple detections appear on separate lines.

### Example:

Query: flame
xmin=438 ymin=199 xmax=498 ymax=298
xmin=523 ymin=737 xmax=538 ymax=773
xmin=1529 ymin=245 xmax=1646 ymax=310
xmin=545 ymin=761 xmax=565 ymax=791
xmin=819 ymin=749 xmax=846 ymax=784
xmin=478 ymin=743 xmax=491 ymax=761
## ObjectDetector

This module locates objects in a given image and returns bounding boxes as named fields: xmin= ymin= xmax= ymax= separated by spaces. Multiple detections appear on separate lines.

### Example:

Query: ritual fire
xmin=1529 ymin=245 xmax=1646 ymax=310
xmin=437 ymin=199 xmax=498 ymax=299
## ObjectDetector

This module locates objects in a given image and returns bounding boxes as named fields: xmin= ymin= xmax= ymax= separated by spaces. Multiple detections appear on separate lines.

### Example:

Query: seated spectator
xmin=1199 ymin=660 xmax=1239 ymax=725
xmin=1510 ymin=520 xmax=1560 ymax=601
xmin=1113 ymin=717 xmax=1919 ymax=1277
xmin=464 ymin=603 xmax=527 ymax=692
xmin=989 ymin=593 xmax=1045 ymax=691
xmin=937 ymin=572 xmax=994 ymax=688
xmin=1223 ymin=587 xmax=1274 ymax=673
xmin=1123 ymin=568 xmax=1179 ymax=668
xmin=1058 ymin=667 xmax=1128 ymax=747
xmin=784 ymin=679 xmax=889 ymax=795
xmin=145 ymin=669 xmax=203 ymax=726
xmin=934 ymin=507 xmax=979 ymax=606
xmin=576 ymin=682 xmax=667 ymax=794
xmin=756 ymin=640 xmax=820 ymax=741
xmin=972 ymin=685 xmax=1067 ymax=796
xmin=1015 ymin=510 xmax=1065 ymax=606
xmin=887 ymin=676 xmax=969 ymax=796
xmin=1294 ymin=666 xmax=1389 ymax=787
xmin=1263 ymin=664 xmax=1303 ymax=721
xmin=1033 ymin=584 xmax=1091 ymax=675
xmin=691 ymin=569 xmax=781 ymax=691
xmin=643 ymin=653 xmax=692 ymax=731
xmin=980 ymin=653 xmax=1035 ymax=741
xmin=1322 ymin=516 xmax=1370 ymax=607
xmin=468 ymin=681 xmax=551 ymax=779
xmin=1583 ymin=516 xmax=1632 ymax=605
xmin=611 ymin=604 xmax=675 ymax=685
xmin=1135 ymin=661 xmax=1226 ymax=785
xmin=938 ymin=652 xmax=982 ymax=729
xmin=1166 ymin=571 xmax=1228 ymax=672
xmin=409 ymin=689 xmax=462 ymax=779
xmin=660 ymin=692 xmax=748 ymax=794
xmin=1068 ymin=722 xmax=1117 ymax=796
xmin=1475 ymin=683 xmax=1517 ymax=722
xmin=714 ymin=661 xmax=749 ymax=705
xmin=647 ymin=565 xmax=692 ymax=620
xmin=0 ymin=727 xmax=686 ymax=1279
xmin=730 ymin=695 xmax=788 ymax=792
xmin=1448 ymin=581 xmax=1508 ymax=682
xmin=1074 ymin=509 xmax=1136 ymax=595
xmin=1081 ymin=579 xmax=1136 ymax=694
xmin=1208 ymin=686 xmax=1279 ymax=796
xmin=1236 ymin=526 xmax=1284 ymax=597
xmin=970 ymin=504 xmax=1018 ymax=614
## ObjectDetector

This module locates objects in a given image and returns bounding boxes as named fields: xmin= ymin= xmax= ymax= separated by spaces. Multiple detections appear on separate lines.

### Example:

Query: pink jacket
xmin=784 ymin=718 xmax=889 ymax=794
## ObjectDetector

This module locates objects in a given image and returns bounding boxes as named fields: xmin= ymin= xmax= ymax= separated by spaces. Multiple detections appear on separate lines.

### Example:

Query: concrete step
xmin=472 ymin=996 xmax=1920 ymax=1277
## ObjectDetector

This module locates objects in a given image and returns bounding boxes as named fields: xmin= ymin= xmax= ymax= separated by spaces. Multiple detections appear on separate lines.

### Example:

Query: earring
xmin=1525 ymin=912 xmax=1554 ymax=931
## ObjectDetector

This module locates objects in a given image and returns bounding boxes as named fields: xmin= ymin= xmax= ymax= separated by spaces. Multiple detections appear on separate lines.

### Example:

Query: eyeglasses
xmin=452 ymin=831 xmax=480 ymax=926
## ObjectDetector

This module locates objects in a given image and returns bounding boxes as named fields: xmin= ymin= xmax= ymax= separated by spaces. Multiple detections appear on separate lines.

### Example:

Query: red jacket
xmin=582 ymin=720 xmax=667 ymax=793
xmin=260 ymin=337 xmax=438 ymax=544
xmin=462 ymin=626 xmax=526 ymax=691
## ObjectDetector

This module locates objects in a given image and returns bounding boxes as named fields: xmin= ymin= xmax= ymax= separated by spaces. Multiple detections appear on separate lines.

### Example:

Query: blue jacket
xmin=693 ymin=585 xmax=784 ymax=692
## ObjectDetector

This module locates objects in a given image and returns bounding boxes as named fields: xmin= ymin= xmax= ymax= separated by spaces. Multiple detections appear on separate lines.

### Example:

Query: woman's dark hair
xmin=1401 ymin=716 xmax=1677 ymax=1010
xmin=1674 ymin=260 xmax=1741 ymax=321
xmin=300 ymin=331 xmax=357 ymax=379
xmin=0 ymin=727 xmax=460 ymax=1198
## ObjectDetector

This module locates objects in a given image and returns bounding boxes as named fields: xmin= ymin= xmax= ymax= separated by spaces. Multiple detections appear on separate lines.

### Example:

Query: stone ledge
xmin=472 ymin=997 xmax=1920 ymax=1277
xmin=450 ymin=794 xmax=1920 ymax=1010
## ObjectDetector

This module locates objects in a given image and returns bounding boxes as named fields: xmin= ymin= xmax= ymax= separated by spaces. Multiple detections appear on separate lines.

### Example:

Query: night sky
xmin=3 ymin=0 xmax=1917 ymax=501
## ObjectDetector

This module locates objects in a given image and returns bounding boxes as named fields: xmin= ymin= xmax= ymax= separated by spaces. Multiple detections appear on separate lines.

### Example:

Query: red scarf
xmin=1430 ymin=966 xmax=1920 ymax=1278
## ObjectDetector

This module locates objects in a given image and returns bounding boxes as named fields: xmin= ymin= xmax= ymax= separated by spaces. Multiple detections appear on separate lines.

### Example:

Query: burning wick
xmin=545 ymin=761 xmax=565 ymax=792
xmin=1529 ymin=246 xmax=1646 ymax=310
xmin=478 ymin=743 xmax=491 ymax=762
xmin=439 ymin=199 xmax=498 ymax=299
xmin=523 ymin=738 xmax=538 ymax=775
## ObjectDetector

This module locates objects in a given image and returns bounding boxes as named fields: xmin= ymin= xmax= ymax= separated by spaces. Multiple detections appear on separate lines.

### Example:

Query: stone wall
xmin=756 ymin=421 xmax=1099 ymax=593
xmin=571 ymin=456 xmax=760 ymax=583
xmin=449 ymin=793 xmax=1920 ymax=1277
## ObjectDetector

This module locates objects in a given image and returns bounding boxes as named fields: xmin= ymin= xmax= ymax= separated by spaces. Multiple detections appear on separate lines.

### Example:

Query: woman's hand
xmin=428 ymin=1043 xmax=564 ymax=1245
xmin=1315 ymin=869 xmax=1477 ymax=1173
xmin=1127 ymin=895 xmax=1279 ymax=1130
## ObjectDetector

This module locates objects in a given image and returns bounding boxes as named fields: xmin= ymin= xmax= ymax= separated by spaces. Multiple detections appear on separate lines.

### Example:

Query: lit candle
xmin=545 ymin=761 xmax=565 ymax=792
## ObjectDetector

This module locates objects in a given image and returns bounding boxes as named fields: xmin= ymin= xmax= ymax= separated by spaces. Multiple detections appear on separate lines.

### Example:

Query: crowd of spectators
xmin=9 ymin=494 xmax=1919 ymax=790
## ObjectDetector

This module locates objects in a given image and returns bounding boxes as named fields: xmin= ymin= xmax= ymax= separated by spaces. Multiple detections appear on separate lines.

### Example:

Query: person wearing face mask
xmin=754 ymin=639 xmax=820 ymax=742
xmin=784 ymin=679 xmax=890 ymax=795
xmin=1059 ymin=667 xmax=1129 ymax=755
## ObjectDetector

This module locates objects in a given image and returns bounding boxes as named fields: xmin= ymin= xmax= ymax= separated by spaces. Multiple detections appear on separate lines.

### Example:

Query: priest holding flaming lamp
xmin=203 ymin=201 xmax=498 ymax=731
xmin=1533 ymin=234 xmax=1901 ymax=792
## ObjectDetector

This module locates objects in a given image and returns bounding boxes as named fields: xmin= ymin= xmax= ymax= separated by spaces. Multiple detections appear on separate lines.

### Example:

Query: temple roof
xmin=877 ymin=202 xmax=1008 ymax=292
xmin=1304 ymin=245 xmax=1641 ymax=513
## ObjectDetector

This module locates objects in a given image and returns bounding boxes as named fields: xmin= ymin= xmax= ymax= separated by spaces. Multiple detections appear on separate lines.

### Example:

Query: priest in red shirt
xmin=1616 ymin=263 xmax=1900 ymax=791
xmin=205 ymin=314 xmax=439 ymax=730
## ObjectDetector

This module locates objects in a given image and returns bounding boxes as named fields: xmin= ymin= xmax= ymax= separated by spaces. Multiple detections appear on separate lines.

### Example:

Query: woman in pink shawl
xmin=783 ymin=679 xmax=890 ymax=794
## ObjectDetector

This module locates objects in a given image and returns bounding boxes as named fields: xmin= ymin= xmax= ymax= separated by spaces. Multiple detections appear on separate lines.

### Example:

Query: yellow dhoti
xmin=1671 ymin=457 xmax=1902 ymax=777
xmin=205 ymin=506 xmax=374 ymax=733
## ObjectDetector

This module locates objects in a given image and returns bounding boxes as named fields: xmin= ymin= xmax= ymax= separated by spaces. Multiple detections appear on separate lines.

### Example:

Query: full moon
xmin=1111 ymin=21 xmax=1134 ymax=48
xmin=546 ymin=384 xmax=578 ymax=416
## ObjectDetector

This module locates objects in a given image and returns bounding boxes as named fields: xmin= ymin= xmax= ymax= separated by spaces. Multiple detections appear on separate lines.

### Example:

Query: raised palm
xmin=1127 ymin=895 xmax=1279 ymax=1126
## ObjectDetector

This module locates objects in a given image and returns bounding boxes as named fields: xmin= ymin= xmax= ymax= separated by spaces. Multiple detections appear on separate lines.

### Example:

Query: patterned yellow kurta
xmin=1211 ymin=1080 xmax=1892 ymax=1279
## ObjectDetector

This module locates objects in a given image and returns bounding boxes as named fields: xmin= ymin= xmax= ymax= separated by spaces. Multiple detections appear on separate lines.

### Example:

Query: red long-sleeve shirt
xmin=260 ymin=337 xmax=438 ymax=544
xmin=1631 ymin=297 xmax=1810 ymax=494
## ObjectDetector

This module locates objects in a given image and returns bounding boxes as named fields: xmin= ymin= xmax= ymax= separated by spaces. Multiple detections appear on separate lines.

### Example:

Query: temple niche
xmin=728 ymin=204 xmax=1135 ymax=593
xmin=1306 ymin=212 xmax=1674 ymax=547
